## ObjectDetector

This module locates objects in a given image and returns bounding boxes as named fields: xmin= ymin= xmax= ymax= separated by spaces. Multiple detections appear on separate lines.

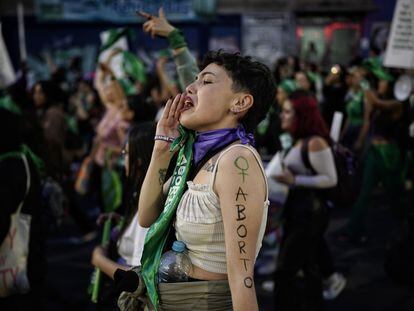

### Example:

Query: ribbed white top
xmin=175 ymin=144 xmax=269 ymax=274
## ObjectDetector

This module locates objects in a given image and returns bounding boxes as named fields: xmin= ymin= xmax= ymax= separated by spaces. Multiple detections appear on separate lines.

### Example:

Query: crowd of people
xmin=1 ymin=7 xmax=413 ymax=311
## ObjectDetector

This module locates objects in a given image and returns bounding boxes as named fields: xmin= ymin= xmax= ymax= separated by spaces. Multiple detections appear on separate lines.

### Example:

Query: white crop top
xmin=174 ymin=144 xmax=269 ymax=274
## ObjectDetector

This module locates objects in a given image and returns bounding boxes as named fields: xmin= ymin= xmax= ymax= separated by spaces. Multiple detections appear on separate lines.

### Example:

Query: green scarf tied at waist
xmin=140 ymin=125 xmax=195 ymax=310
xmin=0 ymin=144 xmax=45 ymax=175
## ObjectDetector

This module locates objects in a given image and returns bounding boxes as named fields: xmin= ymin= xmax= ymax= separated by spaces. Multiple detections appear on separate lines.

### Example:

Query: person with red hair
xmin=272 ymin=90 xmax=339 ymax=310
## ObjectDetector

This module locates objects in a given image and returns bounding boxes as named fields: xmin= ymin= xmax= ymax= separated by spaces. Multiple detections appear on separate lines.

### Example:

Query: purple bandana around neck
xmin=193 ymin=124 xmax=255 ymax=166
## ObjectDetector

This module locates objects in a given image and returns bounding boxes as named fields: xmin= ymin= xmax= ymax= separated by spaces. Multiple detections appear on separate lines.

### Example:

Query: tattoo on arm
xmin=234 ymin=156 xmax=249 ymax=182
xmin=234 ymin=184 xmax=252 ymax=288
xmin=158 ymin=169 xmax=167 ymax=186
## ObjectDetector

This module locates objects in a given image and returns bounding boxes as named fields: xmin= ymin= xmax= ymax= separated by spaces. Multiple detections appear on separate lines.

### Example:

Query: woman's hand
xmin=274 ymin=169 xmax=295 ymax=185
xmin=138 ymin=7 xmax=175 ymax=38
xmin=155 ymin=93 xmax=185 ymax=149
xmin=96 ymin=212 xmax=122 ymax=226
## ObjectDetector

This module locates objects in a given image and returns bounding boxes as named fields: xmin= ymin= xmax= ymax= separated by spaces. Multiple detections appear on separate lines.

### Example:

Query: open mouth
xmin=181 ymin=96 xmax=194 ymax=112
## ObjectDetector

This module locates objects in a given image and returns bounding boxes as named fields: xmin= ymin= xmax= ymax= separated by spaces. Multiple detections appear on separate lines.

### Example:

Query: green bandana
xmin=140 ymin=126 xmax=195 ymax=310
xmin=279 ymin=79 xmax=297 ymax=95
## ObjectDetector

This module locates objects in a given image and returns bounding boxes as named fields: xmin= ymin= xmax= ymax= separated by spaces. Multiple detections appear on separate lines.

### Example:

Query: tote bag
xmin=0 ymin=154 xmax=31 ymax=297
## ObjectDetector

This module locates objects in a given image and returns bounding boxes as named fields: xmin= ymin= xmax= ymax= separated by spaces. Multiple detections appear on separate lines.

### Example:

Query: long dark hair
xmin=120 ymin=122 xmax=156 ymax=236
xmin=32 ymin=80 xmax=65 ymax=110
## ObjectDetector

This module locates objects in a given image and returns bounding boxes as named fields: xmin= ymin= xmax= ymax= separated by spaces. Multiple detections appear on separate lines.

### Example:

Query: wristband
xmin=154 ymin=135 xmax=175 ymax=143
xmin=167 ymin=29 xmax=187 ymax=50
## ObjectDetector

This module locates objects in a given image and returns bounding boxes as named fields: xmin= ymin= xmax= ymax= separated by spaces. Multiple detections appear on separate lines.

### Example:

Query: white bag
xmin=0 ymin=154 xmax=31 ymax=297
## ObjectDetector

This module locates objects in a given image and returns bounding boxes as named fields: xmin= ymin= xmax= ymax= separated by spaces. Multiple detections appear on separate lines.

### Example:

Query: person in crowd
xmin=124 ymin=44 xmax=275 ymax=309
xmin=91 ymin=123 xmax=155 ymax=304
xmin=304 ymin=41 xmax=319 ymax=66
xmin=90 ymin=56 xmax=131 ymax=205
xmin=0 ymin=107 xmax=46 ymax=310
xmin=295 ymin=70 xmax=316 ymax=95
xmin=321 ymin=64 xmax=348 ymax=127
xmin=277 ymin=79 xmax=297 ymax=108
xmin=257 ymin=79 xmax=297 ymax=155
xmin=273 ymin=57 xmax=289 ymax=85
xmin=32 ymin=80 xmax=69 ymax=182
xmin=340 ymin=66 xmax=368 ymax=153
xmin=341 ymin=63 xmax=410 ymax=243
xmin=272 ymin=90 xmax=338 ymax=310
xmin=69 ymin=79 xmax=104 ymax=151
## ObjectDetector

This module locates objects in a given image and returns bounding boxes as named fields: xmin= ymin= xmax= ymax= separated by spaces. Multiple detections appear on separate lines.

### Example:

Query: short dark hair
xmin=201 ymin=50 xmax=276 ymax=133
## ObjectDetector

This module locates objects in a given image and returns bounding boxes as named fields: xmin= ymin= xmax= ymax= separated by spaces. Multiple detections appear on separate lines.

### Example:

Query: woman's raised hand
xmin=137 ymin=7 xmax=175 ymax=38
xmin=156 ymin=93 xmax=185 ymax=143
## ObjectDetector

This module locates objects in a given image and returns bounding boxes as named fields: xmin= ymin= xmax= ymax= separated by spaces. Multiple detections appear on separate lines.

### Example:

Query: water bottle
xmin=158 ymin=241 xmax=193 ymax=283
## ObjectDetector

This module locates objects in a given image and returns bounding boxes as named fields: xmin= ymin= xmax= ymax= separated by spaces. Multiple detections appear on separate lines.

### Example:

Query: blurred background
xmin=0 ymin=0 xmax=413 ymax=310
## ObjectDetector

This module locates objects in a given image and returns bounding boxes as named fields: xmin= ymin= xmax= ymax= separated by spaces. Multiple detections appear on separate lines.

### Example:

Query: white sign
xmin=384 ymin=0 xmax=414 ymax=69
xmin=0 ymin=23 xmax=16 ymax=88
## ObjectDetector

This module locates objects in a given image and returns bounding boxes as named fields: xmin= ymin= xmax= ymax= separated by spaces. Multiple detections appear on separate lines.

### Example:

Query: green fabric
xmin=66 ymin=116 xmax=79 ymax=135
xmin=141 ymin=126 xmax=195 ymax=310
xmin=257 ymin=106 xmax=275 ymax=135
xmin=0 ymin=144 xmax=44 ymax=175
xmin=159 ymin=49 xmax=172 ymax=59
xmin=0 ymin=95 xmax=22 ymax=115
xmin=167 ymin=29 xmax=187 ymax=50
xmin=122 ymin=51 xmax=146 ymax=84
xmin=360 ymin=79 xmax=370 ymax=91
xmin=362 ymin=57 xmax=394 ymax=82
xmin=345 ymin=90 xmax=364 ymax=126
xmin=99 ymin=28 xmax=134 ymax=53
xmin=101 ymin=152 xmax=122 ymax=212
xmin=306 ymin=71 xmax=318 ymax=84
xmin=118 ymin=78 xmax=138 ymax=97
xmin=279 ymin=79 xmax=297 ymax=95
xmin=347 ymin=143 xmax=408 ymax=238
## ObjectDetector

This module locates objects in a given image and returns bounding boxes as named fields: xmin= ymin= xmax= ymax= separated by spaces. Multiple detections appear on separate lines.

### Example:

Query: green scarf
xmin=140 ymin=126 xmax=195 ymax=310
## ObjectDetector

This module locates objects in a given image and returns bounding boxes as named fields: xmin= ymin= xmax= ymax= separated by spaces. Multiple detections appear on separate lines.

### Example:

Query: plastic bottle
xmin=158 ymin=241 xmax=193 ymax=283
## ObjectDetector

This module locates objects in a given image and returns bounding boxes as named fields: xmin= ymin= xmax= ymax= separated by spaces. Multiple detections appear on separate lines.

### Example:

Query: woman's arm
xmin=215 ymin=147 xmax=266 ymax=311
xmin=94 ymin=49 xmax=126 ymax=108
xmin=138 ymin=94 xmax=184 ymax=227
xmin=353 ymin=90 xmax=373 ymax=151
xmin=139 ymin=7 xmax=199 ymax=89
xmin=91 ymin=246 xmax=128 ymax=279
xmin=294 ymin=137 xmax=338 ymax=188
xmin=275 ymin=137 xmax=337 ymax=189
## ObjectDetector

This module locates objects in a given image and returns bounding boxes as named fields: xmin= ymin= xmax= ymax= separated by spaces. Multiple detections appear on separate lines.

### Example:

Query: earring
xmin=231 ymin=108 xmax=239 ymax=114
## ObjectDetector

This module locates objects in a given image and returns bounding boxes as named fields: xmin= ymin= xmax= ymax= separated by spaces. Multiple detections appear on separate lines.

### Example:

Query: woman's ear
xmin=230 ymin=93 xmax=254 ymax=115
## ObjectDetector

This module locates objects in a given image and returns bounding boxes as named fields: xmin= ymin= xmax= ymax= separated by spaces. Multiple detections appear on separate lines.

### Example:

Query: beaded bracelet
xmin=167 ymin=29 xmax=187 ymax=50
xmin=154 ymin=135 xmax=175 ymax=143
